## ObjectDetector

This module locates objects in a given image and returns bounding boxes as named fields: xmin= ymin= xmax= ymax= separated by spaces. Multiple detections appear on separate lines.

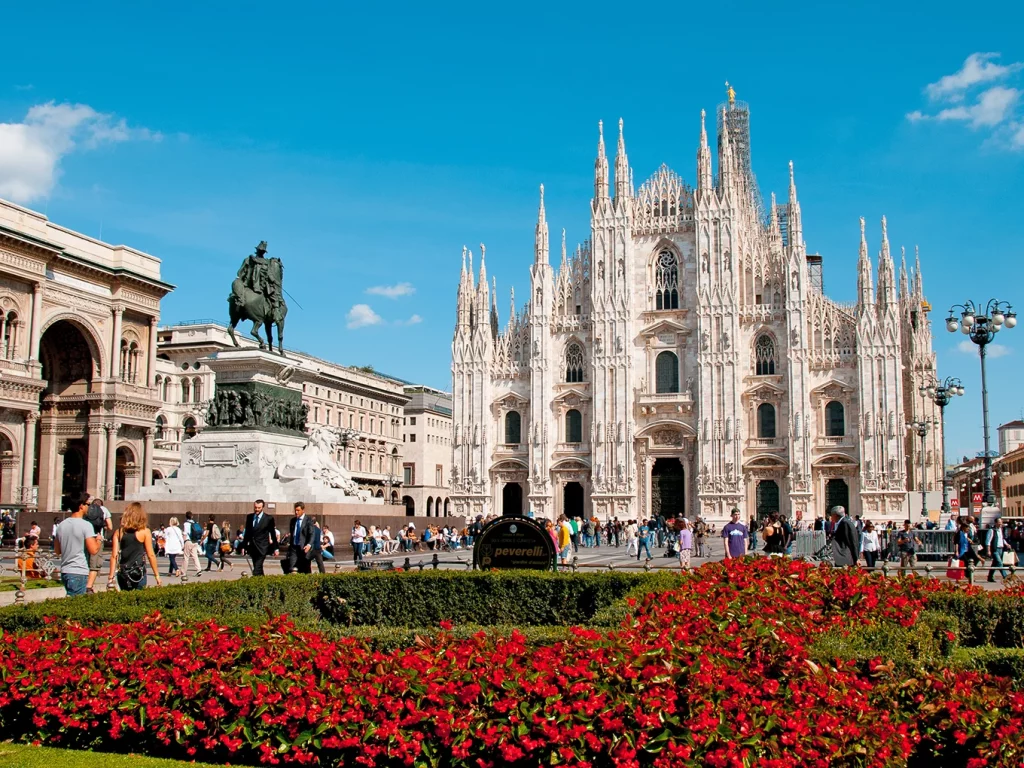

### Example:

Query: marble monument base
xmin=130 ymin=429 xmax=383 ymax=505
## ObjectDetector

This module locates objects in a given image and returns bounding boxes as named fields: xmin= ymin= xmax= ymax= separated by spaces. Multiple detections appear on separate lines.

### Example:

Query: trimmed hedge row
xmin=0 ymin=570 xmax=677 ymax=635
xmin=926 ymin=591 xmax=1024 ymax=648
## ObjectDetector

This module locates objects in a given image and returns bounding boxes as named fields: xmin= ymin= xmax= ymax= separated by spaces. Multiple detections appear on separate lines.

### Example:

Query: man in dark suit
xmin=242 ymin=499 xmax=278 ymax=576
xmin=286 ymin=502 xmax=315 ymax=574
xmin=829 ymin=506 xmax=859 ymax=567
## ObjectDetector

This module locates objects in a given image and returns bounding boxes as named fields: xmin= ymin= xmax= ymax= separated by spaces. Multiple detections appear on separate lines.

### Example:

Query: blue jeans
xmin=61 ymin=573 xmax=88 ymax=596
xmin=637 ymin=539 xmax=652 ymax=560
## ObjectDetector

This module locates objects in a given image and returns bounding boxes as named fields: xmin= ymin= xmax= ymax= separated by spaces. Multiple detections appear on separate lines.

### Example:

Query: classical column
xmin=0 ymin=456 xmax=18 ymax=504
xmin=147 ymin=317 xmax=158 ymax=388
xmin=28 ymin=282 xmax=43 ymax=362
xmin=37 ymin=423 xmax=60 ymax=513
xmin=110 ymin=306 xmax=123 ymax=380
xmin=105 ymin=423 xmax=118 ymax=500
xmin=142 ymin=428 xmax=155 ymax=486
xmin=21 ymin=412 xmax=38 ymax=498
xmin=86 ymin=423 xmax=105 ymax=498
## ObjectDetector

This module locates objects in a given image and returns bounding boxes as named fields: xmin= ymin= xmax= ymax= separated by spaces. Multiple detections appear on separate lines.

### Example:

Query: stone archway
xmin=563 ymin=481 xmax=584 ymax=519
xmin=502 ymin=482 xmax=523 ymax=516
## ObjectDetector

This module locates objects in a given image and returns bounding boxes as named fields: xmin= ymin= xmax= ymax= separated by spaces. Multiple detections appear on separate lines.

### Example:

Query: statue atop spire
xmin=726 ymin=80 xmax=736 ymax=105
xmin=614 ymin=118 xmax=631 ymax=201
xmin=697 ymin=109 xmax=712 ymax=193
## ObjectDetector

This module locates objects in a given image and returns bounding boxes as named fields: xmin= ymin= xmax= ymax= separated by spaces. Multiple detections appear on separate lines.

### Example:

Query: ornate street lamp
xmin=906 ymin=419 xmax=936 ymax=517
xmin=946 ymin=300 xmax=1016 ymax=506
xmin=920 ymin=377 xmax=965 ymax=514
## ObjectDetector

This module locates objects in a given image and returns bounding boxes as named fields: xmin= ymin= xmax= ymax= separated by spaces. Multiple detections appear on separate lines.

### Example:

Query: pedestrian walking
xmin=637 ymin=520 xmax=653 ymax=561
xmin=202 ymin=517 xmax=222 ymax=571
xmin=107 ymin=503 xmax=163 ymax=592
xmin=163 ymin=516 xmax=185 ymax=576
xmin=53 ymin=492 xmax=100 ymax=597
xmin=860 ymin=521 xmax=880 ymax=568
xmin=896 ymin=519 xmax=921 ymax=575
xmin=242 ymin=499 xmax=278 ymax=576
xmin=985 ymin=518 xmax=1013 ymax=582
xmin=182 ymin=511 xmax=204 ymax=577
xmin=678 ymin=518 xmax=693 ymax=570
xmin=351 ymin=520 xmax=367 ymax=564
xmin=829 ymin=506 xmax=859 ymax=567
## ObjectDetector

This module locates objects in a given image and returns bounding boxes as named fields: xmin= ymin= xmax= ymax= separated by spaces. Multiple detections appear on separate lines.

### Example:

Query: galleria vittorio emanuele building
xmin=451 ymin=93 xmax=943 ymax=524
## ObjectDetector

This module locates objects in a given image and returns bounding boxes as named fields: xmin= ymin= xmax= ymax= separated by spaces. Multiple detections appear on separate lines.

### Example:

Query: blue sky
xmin=1 ymin=0 xmax=1022 ymax=462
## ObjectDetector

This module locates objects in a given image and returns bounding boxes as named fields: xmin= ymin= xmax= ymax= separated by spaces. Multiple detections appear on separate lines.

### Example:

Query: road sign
xmin=950 ymin=498 xmax=960 ymax=509
xmin=972 ymin=493 xmax=984 ymax=504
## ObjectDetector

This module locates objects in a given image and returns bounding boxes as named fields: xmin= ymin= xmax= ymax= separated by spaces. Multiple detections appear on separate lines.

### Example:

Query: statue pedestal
xmin=130 ymin=348 xmax=380 ymax=505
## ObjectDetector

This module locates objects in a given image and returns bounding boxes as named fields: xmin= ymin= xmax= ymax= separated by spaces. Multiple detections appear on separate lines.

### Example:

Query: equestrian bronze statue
xmin=227 ymin=240 xmax=287 ymax=354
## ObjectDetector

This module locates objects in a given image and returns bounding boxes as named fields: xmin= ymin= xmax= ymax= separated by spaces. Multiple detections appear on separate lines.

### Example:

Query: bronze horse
xmin=227 ymin=257 xmax=287 ymax=354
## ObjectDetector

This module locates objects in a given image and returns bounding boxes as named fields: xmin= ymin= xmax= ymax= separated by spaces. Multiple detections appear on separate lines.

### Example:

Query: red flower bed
xmin=0 ymin=558 xmax=1022 ymax=767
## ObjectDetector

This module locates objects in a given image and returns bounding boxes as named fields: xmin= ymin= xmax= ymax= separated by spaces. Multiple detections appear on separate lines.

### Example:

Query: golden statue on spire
xmin=726 ymin=80 xmax=736 ymax=105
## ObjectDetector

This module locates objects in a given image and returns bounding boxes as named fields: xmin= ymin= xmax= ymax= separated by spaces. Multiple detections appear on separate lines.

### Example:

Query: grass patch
xmin=0 ymin=743 xmax=230 ymax=768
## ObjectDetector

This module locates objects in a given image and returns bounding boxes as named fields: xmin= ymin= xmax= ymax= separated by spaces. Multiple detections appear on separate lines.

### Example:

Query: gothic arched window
xmin=655 ymin=351 xmax=679 ymax=393
xmin=825 ymin=400 xmax=845 ymax=437
xmin=566 ymin=409 xmax=583 ymax=444
xmin=654 ymin=250 xmax=680 ymax=310
xmin=505 ymin=410 xmax=521 ymax=444
xmin=757 ymin=403 xmax=776 ymax=439
xmin=755 ymin=334 xmax=776 ymax=376
xmin=155 ymin=415 xmax=166 ymax=441
xmin=181 ymin=378 xmax=191 ymax=403
xmin=565 ymin=342 xmax=585 ymax=383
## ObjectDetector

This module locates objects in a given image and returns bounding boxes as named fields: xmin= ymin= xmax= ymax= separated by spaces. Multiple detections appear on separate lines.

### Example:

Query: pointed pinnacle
xmin=597 ymin=120 xmax=605 ymax=156
xmin=561 ymin=229 xmax=567 ymax=263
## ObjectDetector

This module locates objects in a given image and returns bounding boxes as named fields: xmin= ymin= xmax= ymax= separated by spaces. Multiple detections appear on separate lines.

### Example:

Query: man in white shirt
xmin=625 ymin=520 xmax=640 ymax=557
xmin=985 ymin=518 xmax=1012 ymax=583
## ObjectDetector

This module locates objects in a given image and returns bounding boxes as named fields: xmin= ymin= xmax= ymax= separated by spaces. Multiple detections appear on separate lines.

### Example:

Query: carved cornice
xmin=0 ymin=247 xmax=47 ymax=277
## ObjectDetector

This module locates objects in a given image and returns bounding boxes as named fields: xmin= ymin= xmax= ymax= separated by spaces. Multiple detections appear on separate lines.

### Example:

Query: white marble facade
xmin=451 ymin=97 xmax=943 ymax=525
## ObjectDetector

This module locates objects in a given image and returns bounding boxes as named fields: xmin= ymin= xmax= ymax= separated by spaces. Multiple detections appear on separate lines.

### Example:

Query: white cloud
xmin=911 ymin=86 xmax=1020 ymax=128
xmin=957 ymin=339 xmax=1011 ymax=358
xmin=345 ymin=304 xmax=383 ymax=329
xmin=0 ymin=101 xmax=161 ymax=204
xmin=366 ymin=282 xmax=415 ymax=299
xmin=925 ymin=53 xmax=1023 ymax=102
xmin=402 ymin=314 xmax=423 ymax=325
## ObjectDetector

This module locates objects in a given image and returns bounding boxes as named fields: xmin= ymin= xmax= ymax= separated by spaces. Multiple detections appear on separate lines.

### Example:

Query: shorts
xmin=89 ymin=547 xmax=104 ymax=572
xmin=560 ymin=545 xmax=571 ymax=560
xmin=899 ymin=551 xmax=917 ymax=567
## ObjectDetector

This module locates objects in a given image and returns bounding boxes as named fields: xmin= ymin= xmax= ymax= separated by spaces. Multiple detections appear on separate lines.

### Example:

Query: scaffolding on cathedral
xmin=717 ymin=92 xmax=767 ymax=225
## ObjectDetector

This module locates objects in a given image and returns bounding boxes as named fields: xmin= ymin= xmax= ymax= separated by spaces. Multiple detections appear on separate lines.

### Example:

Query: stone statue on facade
xmin=228 ymin=240 xmax=288 ymax=355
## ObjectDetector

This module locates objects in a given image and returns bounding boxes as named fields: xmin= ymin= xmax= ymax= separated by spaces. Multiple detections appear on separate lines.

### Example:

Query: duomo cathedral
xmin=451 ymin=91 xmax=943 ymax=524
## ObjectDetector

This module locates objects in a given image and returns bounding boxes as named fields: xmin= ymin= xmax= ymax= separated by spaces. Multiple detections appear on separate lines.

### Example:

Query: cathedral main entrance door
xmin=563 ymin=482 xmax=584 ymax=519
xmin=756 ymin=480 xmax=780 ymax=520
xmin=651 ymin=458 xmax=685 ymax=518
xmin=502 ymin=482 xmax=523 ymax=516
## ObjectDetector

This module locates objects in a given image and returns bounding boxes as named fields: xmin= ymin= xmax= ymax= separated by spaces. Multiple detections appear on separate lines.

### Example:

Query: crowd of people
xmin=28 ymin=490 xmax=1024 ymax=598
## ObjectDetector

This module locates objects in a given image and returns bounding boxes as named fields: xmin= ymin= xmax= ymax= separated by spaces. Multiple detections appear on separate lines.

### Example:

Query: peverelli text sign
xmin=472 ymin=516 xmax=556 ymax=571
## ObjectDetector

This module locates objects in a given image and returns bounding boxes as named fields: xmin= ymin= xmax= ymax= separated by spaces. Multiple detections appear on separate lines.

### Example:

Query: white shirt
xmin=163 ymin=525 xmax=185 ymax=555
xmin=986 ymin=528 xmax=1004 ymax=549
xmin=860 ymin=531 xmax=880 ymax=553
xmin=351 ymin=525 xmax=366 ymax=543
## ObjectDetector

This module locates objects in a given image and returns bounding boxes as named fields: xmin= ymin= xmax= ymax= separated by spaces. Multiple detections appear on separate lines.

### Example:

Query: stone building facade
xmin=451 ymin=97 xmax=941 ymax=524
xmin=400 ymin=385 xmax=453 ymax=516
xmin=0 ymin=198 xmax=172 ymax=512
xmin=151 ymin=322 xmax=407 ymax=500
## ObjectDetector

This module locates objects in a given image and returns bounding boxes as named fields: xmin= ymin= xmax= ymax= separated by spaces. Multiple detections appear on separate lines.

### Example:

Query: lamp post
xmin=945 ymin=300 xmax=1016 ymax=506
xmin=906 ymin=419 xmax=935 ymax=517
xmin=920 ymin=377 xmax=965 ymax=515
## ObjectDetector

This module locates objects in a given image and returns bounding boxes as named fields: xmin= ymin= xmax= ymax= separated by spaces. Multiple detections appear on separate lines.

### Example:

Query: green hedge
xmin=810 ymin=610 xmax=959 ymax=671
xmin=0 ymin=576 xmax=321 ymax=634
xmin=950 ymin=646 xmax=1024 ymax=680
xmin=314 ymin=570 xmax=680 ymax=628
xmin=926 ymin=592 xmax=1024 ymax=648
xmin=0 ymin=571 xmax=678 ymax=635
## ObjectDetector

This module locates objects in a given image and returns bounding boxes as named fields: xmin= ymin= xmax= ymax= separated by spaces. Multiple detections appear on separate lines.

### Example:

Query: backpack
xmin=85 ymin=503 xmax=105 ymax=535
xmin=187 ymin=519 xmax=203 ymax=542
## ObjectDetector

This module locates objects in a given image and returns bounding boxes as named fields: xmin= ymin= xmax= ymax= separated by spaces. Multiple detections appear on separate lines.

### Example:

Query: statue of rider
xmin=236 ymin=241 xmax=284 ymax=320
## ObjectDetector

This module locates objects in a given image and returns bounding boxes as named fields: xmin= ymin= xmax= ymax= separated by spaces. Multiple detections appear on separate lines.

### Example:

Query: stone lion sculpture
xmin=277 ymin=426 xmax=366 ymax=498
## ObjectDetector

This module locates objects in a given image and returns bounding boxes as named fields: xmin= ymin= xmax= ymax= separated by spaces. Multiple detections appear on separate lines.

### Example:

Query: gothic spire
xmin=534 ymin=184 xmax=549 ymax=264
xmin=899 ymin=246 xmax=910 ymax=298
xmin=877 ymin=216 xmax=896 ymax=307
xmin=718 ymin=107 xmax=734 ymax=193
xmin=594 ymin=120 xmax=609 ymax=200
xmin=857 ymin=217 xmax=874 ymax=308
xmin=787 ymin=161 xmax=803 ymax=247
xmin=478 ymin=243 xmax=488 ymax=289
xmin=768 ymin=192 xmax=781 ymax=244
xmin=913 ymin=245 xmax=924 ymax=297
xmin=697 ymin=109 xmax=712 ymax=193
xmin=508 ymin=286 xmax=515 ymax=328
xmin=614 ymin=118 xmax=631 ymax=201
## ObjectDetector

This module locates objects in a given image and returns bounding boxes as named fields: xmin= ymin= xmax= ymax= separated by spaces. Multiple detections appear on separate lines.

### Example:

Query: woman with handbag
xmin=217 ymin=520 xmax=233 ymax=570
xmin=202 ymin=517 xmax=222 ymax=572
xmin=107 ymin=503 xmax=162 ymax=592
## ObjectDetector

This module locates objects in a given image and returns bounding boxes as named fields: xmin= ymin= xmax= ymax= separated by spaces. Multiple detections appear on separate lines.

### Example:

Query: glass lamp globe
xmin=962 ymin=312 xmax=976 ymax=327
xmin=946 ymin=317 xmax=958 ymax=332
xmin=960 ymin=323 xmax=971 ymax=335
xmin=992 ymin=310 xmax=1005 ymax=326
xmin=1006 ymin=313 xmax=1017 ymax=328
